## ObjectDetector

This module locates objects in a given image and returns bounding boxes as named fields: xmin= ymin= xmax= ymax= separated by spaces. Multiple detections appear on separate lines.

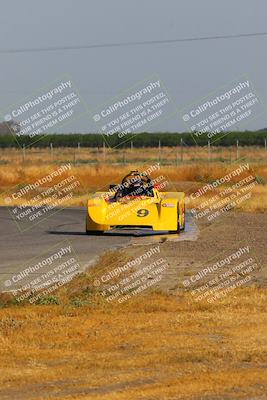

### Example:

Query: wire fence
xmin=1 ymin=141 xmax=266 ymax=166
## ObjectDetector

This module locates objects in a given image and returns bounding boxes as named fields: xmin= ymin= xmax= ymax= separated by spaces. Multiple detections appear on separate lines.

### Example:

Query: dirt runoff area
xmin=118 ymin=211 xmax=267 ymax=300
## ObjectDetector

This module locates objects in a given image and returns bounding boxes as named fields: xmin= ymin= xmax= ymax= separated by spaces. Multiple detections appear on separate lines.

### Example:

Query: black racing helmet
xmin=122 ymin=170 xmax=151 ymax=186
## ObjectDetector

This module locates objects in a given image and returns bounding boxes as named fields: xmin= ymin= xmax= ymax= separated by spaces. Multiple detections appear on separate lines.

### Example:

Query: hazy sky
xmin=0 ymin=0 xmax=266 ymax=132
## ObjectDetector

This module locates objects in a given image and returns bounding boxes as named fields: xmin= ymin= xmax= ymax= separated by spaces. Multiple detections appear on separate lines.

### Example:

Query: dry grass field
xmin=0 ymin=250 xmax=266 ymax=400
xmin=0 ymin=146 xmax=266 ymax=211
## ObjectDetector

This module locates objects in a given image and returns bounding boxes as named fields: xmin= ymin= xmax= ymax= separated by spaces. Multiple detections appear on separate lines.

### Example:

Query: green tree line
xmin=0 ymin=131 xmax=266 ymax=148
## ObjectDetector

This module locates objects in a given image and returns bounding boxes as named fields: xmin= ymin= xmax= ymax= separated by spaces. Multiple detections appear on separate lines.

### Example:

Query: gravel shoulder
xmin=124 ymin=211 xmax=267 ymax=293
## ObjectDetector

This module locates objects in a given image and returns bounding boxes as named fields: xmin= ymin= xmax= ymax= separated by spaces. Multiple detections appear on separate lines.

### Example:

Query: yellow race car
xmin=86 ymin=170 xmax=185 ymax=234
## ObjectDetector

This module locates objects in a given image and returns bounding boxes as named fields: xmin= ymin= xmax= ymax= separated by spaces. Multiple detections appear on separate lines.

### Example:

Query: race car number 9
xmin=137 ymin=209 xmax=149 ymax=217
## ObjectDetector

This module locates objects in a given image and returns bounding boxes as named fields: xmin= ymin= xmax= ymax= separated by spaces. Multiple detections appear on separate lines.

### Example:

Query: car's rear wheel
xmin=177 ymin=211 xmax=181 ymax=233
xmin=170 ymin=205 xmax=181 ymax=234
xmin=180 ymin=203 xmax=185 ymax=231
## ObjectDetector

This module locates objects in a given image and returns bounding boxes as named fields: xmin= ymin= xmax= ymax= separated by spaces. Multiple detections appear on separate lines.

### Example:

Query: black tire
xmin=170 ymin=205 xmax=180 ymax=234
xmin=180 ymin=204 xmax=185 ymax=231
xmin=85 ymin=230 xmax=104 ymax=235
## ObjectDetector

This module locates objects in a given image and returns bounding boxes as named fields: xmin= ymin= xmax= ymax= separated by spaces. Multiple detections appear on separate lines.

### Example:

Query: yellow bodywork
xmin=86 ymin=189 xmax=185 ymax=233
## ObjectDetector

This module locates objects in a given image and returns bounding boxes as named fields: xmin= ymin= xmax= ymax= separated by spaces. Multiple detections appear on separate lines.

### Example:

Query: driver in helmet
xmin=114 ymin=171 xmax=153 ymax=200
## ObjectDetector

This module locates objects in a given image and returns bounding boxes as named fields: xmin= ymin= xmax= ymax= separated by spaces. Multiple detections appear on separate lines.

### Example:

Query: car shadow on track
xmin=47 ymin=230 xmax=87 ymax=236
xmin=47 ymin=230 xmax=172 ymax=237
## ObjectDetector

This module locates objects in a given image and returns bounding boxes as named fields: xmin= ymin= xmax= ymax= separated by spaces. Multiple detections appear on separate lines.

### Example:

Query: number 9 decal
xmin=137 ymin=209 xmax=149 ymax=217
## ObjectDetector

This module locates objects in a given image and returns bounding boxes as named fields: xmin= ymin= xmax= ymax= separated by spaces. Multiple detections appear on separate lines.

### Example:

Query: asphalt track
xmin=0 ymin=207 xmax=198 ymax=292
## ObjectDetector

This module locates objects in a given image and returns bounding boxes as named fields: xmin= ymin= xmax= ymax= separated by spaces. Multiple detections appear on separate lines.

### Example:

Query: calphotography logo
xmin=0 ymin=76 xmax=87 ymax=147
xmin=2 ymin=163 xmax=82 ymax=231
xmin=188 ymin=161 xmax=259 ymax=229
xmin=91 ymin=74 xmax=176 ymax=147
xmin=179 ymin=76 xmax=266 ymax=144
xmin=0 ymin=240 xmax=82 ymax=303
xmin=183 ymin=244 xmax=263 ymax=303
xmin=92 ymin=245 xmax=169 ymax=304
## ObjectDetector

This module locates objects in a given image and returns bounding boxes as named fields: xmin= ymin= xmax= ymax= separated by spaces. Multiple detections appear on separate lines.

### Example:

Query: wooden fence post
xmin=103 ymin=141 xmax=106 ymax=163
xmin=180 ymin=138 xmax=183 ymax=162
xmin=158 ymin=140 xmax=161 ymax=164
xmin=50 ymin=143 xmax=53 ymax=160
xmin=236 ymin=139 xmax=239 ymax=160
xmin=22 ymin=144 xmax=26 ymax=163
